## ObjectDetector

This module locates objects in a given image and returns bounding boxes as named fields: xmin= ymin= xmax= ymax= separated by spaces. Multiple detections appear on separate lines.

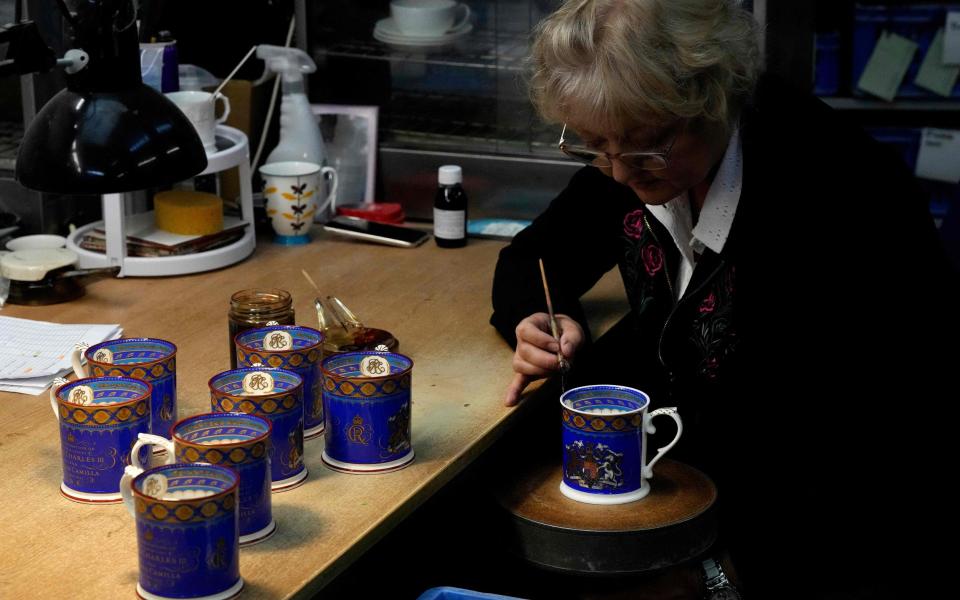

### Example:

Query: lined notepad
xmin=0 ymin=316 xmax=122 ymax=395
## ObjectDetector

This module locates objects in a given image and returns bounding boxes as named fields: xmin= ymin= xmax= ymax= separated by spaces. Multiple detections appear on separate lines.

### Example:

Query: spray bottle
xmin=256 ymin=45 xmax=326 ymax=165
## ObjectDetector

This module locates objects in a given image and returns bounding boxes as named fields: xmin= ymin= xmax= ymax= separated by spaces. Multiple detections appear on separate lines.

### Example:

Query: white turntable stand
xmin=66 ymin=125 xmax=256 ymax=277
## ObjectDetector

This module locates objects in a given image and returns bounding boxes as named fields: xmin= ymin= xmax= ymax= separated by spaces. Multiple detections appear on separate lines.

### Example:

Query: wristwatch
xmin=701 ymin=556 xmax=743 ymax=600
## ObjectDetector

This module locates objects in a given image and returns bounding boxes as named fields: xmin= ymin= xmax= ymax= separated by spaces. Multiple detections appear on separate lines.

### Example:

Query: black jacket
xmin=491 ymin=76 xmax=958 ymax=599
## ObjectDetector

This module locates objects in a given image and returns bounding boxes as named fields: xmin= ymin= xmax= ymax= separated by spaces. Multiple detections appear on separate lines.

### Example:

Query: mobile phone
xmin=323 ymin=216 xmax=430 ymax=248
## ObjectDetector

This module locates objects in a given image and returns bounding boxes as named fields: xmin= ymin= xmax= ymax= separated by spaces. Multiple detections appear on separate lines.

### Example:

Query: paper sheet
xmin=944 ymin=12 xmax=960 ymax=65
xmin=915 ymin=29 xmax=960 ymax=97
xmin=857 ymin=31 xmax=918 ymax=101
xmin=0 ymin=316 xmax=122 ymax=395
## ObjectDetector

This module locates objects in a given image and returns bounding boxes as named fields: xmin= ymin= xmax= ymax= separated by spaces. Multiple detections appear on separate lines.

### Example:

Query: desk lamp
xmin=2 ymin=0 xmax=208 ymax=276
xmin=9 ymin=0 xmax=207 ymax=193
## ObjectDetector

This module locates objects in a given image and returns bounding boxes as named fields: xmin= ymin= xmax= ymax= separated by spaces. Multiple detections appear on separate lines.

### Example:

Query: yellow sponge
xmin=155 ymin=191 xmax=223 ymax=236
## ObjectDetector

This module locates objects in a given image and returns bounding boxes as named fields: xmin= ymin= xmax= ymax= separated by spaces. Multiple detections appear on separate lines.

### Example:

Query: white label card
xmin=69 ymin=385 xmax=94 ymax=405
xmin=242 ymin=371 xmax=275 ymax=395
xmin=263 ymin=330 xmax=293 ymax=351
xmin=944 ymin=12 xmax=960 ymax=65
xmin=360 ymin=355 xmax=390 ymax=377
xmin=142 ymin=474 xmax=168 ymax=499
xmin=916 ymin=128 xmax=960 ymax=183
xmin=92 ymin=348 xmax=114 ymax=364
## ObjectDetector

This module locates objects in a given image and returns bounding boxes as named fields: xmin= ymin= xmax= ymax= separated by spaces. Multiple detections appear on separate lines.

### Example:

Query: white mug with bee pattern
xmin=259 ymin=161 xmax=338 ymax=245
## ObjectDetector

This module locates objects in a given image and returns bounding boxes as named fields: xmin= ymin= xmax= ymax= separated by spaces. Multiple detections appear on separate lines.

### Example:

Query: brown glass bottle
xmin=227 ymin=289 xmax=295 ymax=368
xmin=434 ymin=165 xmax=467 ymax=248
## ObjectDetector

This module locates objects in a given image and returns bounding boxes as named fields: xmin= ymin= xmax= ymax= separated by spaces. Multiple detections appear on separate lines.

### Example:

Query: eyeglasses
xmin=558 ymin=123 xmax=678 ymax=172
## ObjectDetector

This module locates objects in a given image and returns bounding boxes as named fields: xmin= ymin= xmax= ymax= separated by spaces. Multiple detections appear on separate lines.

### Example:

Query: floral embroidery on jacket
xmin=642 ymin=244 xmax=664 ymax=276
xmin=623 ymin=209 xmax=644 ymax=239
xmin=690 ymin=265 xmax=737 ymax=380
xmin=620 ymin=209 xmax=665 ymax=316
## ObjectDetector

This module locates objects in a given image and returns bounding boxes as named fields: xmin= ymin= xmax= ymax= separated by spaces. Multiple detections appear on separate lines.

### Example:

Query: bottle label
xmin=434 ymin=208 xmax=465 ymax=240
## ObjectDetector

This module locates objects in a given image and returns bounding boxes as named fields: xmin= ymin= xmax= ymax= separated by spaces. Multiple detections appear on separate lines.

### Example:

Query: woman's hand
xmin=504 ymin=313 xmax=584 ymax=406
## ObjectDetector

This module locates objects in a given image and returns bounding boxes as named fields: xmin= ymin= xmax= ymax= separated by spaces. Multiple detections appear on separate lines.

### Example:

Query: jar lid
xmin=438 ymin=165 xmax=462 ymax=185
xmin=0 ymin=248 xmax=77 ymax=281
xmin=230 ymin=289 xmax=293 ymax=315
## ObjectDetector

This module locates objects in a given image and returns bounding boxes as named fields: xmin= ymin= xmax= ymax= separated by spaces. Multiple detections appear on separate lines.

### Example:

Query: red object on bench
xmin=336 ymin=203 xmax=405 ymax=224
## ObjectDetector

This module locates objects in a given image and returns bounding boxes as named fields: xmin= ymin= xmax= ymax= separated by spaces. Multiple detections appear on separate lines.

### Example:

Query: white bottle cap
xmin=438 ymin=165 xmax=462 ymax=185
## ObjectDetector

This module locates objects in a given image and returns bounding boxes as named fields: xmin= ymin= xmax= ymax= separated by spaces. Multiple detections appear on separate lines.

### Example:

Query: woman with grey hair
xmin=492 ymin=1 xmax=955 ymax=598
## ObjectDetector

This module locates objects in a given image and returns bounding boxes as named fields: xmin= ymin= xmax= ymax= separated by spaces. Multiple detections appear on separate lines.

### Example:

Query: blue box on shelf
xmin=853 ymin=3 xmax=960 ymax=99
xmin=868 ymin=126 xmax=922 ymax=167
xmin=417 ymin=587 xmax=525 ymax=600
xmin=814 ymin=31 xmax=841 ymax=96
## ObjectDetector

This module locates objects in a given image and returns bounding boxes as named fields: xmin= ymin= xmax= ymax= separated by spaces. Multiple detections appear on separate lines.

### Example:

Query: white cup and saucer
xmin=374 ymin=0 xmax=473 ymax=47
xmin=164 ymin=90 xmax=231 ymax=154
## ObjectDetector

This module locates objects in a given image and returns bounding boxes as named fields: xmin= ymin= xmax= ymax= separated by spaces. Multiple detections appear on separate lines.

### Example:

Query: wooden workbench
xmin=0 ymin=232 xmax=625 ymax=600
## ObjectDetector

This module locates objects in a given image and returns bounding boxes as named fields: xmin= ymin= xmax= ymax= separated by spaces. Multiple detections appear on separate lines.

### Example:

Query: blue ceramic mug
xmin=235 ymin=325 xmax=325 ymax=439
xmin=321 ymin=351 xmax=414 ymax=474
xmin=130 ymin=412 xmax=275 ymax=546
xmin=49 ymin=376 xmax=152 ymax=503
xmin=120 ymin=463 xmax=243 ymax=600
xmin=72 ymin=337 xmax=178 ymax=442
xmin=209 ymin=367 xmax=307 ymax=492
xmin=560 ymin=385 xmax=683 ymax=505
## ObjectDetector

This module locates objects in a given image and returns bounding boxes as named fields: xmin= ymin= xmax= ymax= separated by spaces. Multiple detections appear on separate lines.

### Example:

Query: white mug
xmin=390 ymin=0 xmax=471 ymax=37
xmin=260 ymin=161 xmax=338 ymax=242
xmin=165 ymin=90 xmax=231 ymax=153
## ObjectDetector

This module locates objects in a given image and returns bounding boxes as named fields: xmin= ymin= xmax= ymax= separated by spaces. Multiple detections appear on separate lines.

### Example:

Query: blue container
xmin=209 ymin=368 xmax=307 ymax=492
xmin=127 ymin=463 xmax=242 ymax=600
xmin=235 ymin=325 xmax=325 ymax=439
xmin=170 ymin=413 xmax=274 ymax=545
xmin=417 ymin=587 xmax=525 ymax=600
xmin=853 ymin=4 xmax=960 ymax=98
xmin=321 ymin=351 xmax=415 ymax=473
xmin=814 ymin=31 xmax=840 ymax=96
xmin=85 ymin=337 xmax=178 ymax=440
xmin=52 ymin=376 xmax=152 ymax=503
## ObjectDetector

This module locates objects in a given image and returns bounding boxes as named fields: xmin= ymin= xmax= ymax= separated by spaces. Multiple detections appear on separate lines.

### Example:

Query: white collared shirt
xmin=647 ymin=124 xmax=742 ymax=299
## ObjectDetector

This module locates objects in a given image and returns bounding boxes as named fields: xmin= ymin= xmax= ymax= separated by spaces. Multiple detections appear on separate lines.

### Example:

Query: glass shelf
xmin=314 ymin=29 xmax=531 ymax=72
xmin=379 ymin=90 xmax=558 ymax=158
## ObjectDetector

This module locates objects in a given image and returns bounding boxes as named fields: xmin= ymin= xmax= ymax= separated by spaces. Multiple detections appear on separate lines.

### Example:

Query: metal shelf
xmin=315 ymin=30 xmax=530 ymax=71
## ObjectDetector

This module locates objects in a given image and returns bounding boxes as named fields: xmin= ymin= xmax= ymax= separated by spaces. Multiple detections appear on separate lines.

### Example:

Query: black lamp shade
xmin=15 ymin=83 xmax=208 ymax=194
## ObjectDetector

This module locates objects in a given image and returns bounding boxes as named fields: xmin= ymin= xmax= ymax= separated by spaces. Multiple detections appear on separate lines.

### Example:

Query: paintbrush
xmin=538 ymin=259 xmax=570 ymax=389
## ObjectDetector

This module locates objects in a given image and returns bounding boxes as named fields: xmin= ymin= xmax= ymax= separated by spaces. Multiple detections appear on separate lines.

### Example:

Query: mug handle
xmin=120 ymin=465 xmax=144 ymax=518
xmin=317 ymin=167 xmax=339 ymax=217
xmin=49 ymin=377 xmax=70 ymax=419
xmin=70 ymin=342 xmax=89 ymax=378
xmin=130 ymin=433 xmax=175 ymax=469
xmin=451 ymin=3 xmax=471 ymax=31
xmin=642 ymin=407 xmax=683 ymax=479
xmin=214 ymin=92 xmax=231 ymax=124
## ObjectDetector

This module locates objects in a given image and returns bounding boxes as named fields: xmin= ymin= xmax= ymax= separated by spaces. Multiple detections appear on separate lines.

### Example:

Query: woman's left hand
xmin=504 ymin=312 xmax=584 ymax=406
